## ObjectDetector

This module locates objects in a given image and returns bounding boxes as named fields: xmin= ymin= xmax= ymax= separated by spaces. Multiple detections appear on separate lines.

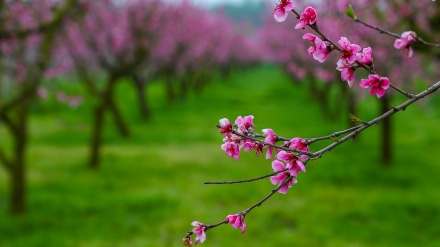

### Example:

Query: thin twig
xmin=229 ymin=130 xmax=312 ymax=157
xmin=292 ymin=9 xmax=414 ymax=99
xmin=355 ymin=19 xmax=401 ymax=39
xmin=243 ymin=176 xmax=293 ymax=215
xmin=291 ymin=9 xmax=343 ymax=53
xmin=204 ymin=169 xmax=288 ymax=185
xmin=187 ymin=175 xmax=294 ymax=235
xmin=311 ymin=80 xmax=440 ymax=158
xmin=305 ymin=124 xmax=363 ymax=144
xmin=355 ymin=18 xmax=440 ymax=47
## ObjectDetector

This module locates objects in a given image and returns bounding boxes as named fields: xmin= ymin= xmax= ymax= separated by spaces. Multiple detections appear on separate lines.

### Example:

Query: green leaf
xmin=345 ymin=4 xmax=357 ymax=20
xmin=349 ymin=113 xmax=362 ymax=123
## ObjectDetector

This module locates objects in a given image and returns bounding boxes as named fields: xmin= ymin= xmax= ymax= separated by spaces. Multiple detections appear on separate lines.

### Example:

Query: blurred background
xmin=0 ymin=0 xmax=439 ymax=246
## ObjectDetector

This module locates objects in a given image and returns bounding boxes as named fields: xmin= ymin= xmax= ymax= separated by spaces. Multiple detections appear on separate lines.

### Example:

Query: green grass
xmin=0 ymin=65 xmax=439 ymax=246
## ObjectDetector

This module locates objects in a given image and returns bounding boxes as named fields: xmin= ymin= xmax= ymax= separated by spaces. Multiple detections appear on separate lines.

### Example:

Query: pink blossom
xmin=289 ymin=138 xmax=309 ymax=160
xmin=270 ymin=160 xmax=297 ymax=194
xmin=235 ymin=115 xmax=254 ymax=134
xmin=295 ymin=6 xmax=317 ymax=29
xmin=276 ymin=151 xmax=306 ymax=176
xmin=356 ymin=47 xmax=373 ymax=66
xmin=191 ymin=221 xmax=206 ymax=245
xmin=262 ymin=128 xmax=277 ymax=159
xmin=219 ymin=118 xmax=232 ymax=136
xmin=359 ymin=74 xmax=390 ymax=98
xmin=221 ymin=140 xmax=240 ymax=160
xmin=241 ymin=139 xmax=256 ymax=152
xmin=336 ymin=59 xmax=356 ymax=87
xmin=394 ymin=31 xmax=417 ymax=57
xmin=242 ymin=139 xmax=265 ymax=157
xmin=302 ymin=33 xmax=331 ymax=63
xmin=226 ymin=214 xmax=246 ymax=233
xmin=338 ymin=37 xmax=361 ymax=64
xmin=273 ymin=0 xmax=294 ymax=22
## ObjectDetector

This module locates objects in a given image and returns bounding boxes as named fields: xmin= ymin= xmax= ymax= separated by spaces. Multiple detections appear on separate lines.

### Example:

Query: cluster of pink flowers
xmin=184 ymin=115 xmax=310 ymax=244
xmin=219 ymin=115 xmax=309 ymax=192
xmin=220 ymin=116 xmax=277 ymax=160
xmin=272 ymin=3 xmax=421 ymax=99
xmin=187 ymin=214 xmax=247 ymax=245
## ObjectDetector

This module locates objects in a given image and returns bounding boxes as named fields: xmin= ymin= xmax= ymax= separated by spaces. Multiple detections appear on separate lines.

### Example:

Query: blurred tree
xmin=60 ymin=0 xmax=262 ymax=168
xmin=0 ymin=0 xmax=78 ymax=215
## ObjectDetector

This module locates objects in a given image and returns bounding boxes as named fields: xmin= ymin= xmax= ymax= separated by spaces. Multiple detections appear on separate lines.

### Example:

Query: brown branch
xmin=0 ymin=112 xmax=20 ymax=136
xmin=291 ymin=9 xmax=343 ymax=53
xmin=186 ymin=175 xmax=294 ymax=236
xmin=291 ymin=9 xmax=415 ymax=99
xmin=204 ymin=168 xmax=288 ymax=185
xmin=0 ymin=0 xmax=77 ymax=40
xmin=242 ymin=176 xmax=293 ymax=215
xmin=311 ymin=80 xmax=440 ymax=159
xmin=355 ymin=18 xmax=440 ymax=47
xmin=226 ymin=129 xmax=312 ymax=157
xmin=305 ymin=124 xmax=363 ymax=144
xmin=354 ymin=19 xmax=401 ymax=39
xmin=0 ymin=0 xmax=79 ymax=114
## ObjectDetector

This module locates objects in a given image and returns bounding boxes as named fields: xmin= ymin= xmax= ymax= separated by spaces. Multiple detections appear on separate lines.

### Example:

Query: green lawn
xmin=0 ymin=65 xmax=439 ymax=246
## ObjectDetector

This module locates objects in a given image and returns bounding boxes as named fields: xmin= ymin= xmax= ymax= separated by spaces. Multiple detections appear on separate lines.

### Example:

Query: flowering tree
xmin=182 ymin=1 xmax=440 ymax=245
xmin=61 ymin=0 xmax=159 ymax=168
xmin=59 ymin=0 xmax=261 ymax=168
xmin=0 ymin=0 xmax=78 ymax=215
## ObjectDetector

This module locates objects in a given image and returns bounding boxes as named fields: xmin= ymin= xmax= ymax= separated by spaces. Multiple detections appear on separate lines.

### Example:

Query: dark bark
xmin=179 ymin=76 xmax=189 ymax=101
xmin=88 ymin=76 xmax=131 ymax=168
xmin=165 ymin=75 xmax=175 ymax=103
xmin=193 ymin=72 xmax=204 ymax=93
xmin=89 ymin=104 xmax=105 ymax=169
xmin=132 ymin=75 xmax=151 ymax=120
xmin=0 ymin=0 xmax=78 ymax=215
xmin=108 ymin=97 xmax=130 ymax=138
xmin=11 ymin=103 xmax=27 ymax=215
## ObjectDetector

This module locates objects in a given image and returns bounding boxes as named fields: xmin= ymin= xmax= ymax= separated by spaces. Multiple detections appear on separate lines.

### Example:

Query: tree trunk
xmin=10 ymin=102 xmax=28 ymax=215
xmin=89 ymin=76 xmax=130 ymax=168
xmin=179 ymin=76 xmax=188 ymax=101
xmin=89 ymin=104 xmax=105 ymax=169
xmin=132 ymin=75 xmax=151 ymax=120
xmin=10 ymin=162 xmax=26 ymax=215
xmin=380 ymin=94 xmax=393 ymax=165
xmin=165 ymin=75 xmax=175 ymax=103
xmin=108 ymin=97 xmax=130 ymax=138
